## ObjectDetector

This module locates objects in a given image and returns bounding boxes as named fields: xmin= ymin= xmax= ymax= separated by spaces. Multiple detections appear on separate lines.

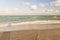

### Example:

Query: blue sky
xmin=0 ymin=0 xmax=60 ymax=15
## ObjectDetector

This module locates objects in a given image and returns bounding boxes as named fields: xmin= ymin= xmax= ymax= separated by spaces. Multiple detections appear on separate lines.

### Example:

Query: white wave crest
xmin=0 ymin=20 xmax=60 ymax=27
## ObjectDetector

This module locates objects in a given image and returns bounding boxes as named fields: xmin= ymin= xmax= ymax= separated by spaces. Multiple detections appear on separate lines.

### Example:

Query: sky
xmin=0 ymin=0 xmax=60 ymax=15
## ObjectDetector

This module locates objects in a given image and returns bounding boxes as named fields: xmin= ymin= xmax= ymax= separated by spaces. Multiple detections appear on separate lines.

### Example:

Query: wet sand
xmin=0 ymin=23 xmax=60 ymax=32
xmin=0 ymin=23 xmax=60 ymax=40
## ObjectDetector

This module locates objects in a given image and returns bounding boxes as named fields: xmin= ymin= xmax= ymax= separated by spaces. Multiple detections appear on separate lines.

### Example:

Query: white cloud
xmin=31 ymin=5 xmax=37 ymax=11
xmin=0 ymin=8 xmax=60 ymax=15
xmin=18 ymin=2 xmax=31 ymax=5
xmin=40 ymin=9 xmax=60 ymax=15
xmin=51 ymin=0 xmax=60 ymax=6
xmin=0 ymin=8 xmax=21 ymax=15
xmin=0 ymin=8 xmax=38 ymax=15
xmin=39 ymin=3 xmax=46 ymax=8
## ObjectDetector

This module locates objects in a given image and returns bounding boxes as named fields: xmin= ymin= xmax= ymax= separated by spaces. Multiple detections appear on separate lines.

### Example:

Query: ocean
xmin=0 ymin=15 xmax=60 ymax=31
xmin=0 ymin=15 xmax=60 ymax=23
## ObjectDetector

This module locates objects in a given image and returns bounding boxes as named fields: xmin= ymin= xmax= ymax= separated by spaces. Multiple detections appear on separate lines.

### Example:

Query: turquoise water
xmin=0 ymin=15 xmax=60 ymax=23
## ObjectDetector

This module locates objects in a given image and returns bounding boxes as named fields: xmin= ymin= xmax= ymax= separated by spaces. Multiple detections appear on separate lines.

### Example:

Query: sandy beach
xmin=0 ymin=20 xmax=60 ymax=40
xmin=0 ymin=29 xmax=60 ymax=40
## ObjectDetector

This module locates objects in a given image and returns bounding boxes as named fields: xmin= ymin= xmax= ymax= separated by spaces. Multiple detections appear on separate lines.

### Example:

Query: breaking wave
xmin=0 ymin=20 xmax=60 ymax=27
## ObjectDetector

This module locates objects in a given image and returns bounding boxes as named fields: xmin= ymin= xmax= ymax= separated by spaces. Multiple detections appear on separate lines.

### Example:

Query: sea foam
xmin=0 ymin=20 xmax=60 ymax=27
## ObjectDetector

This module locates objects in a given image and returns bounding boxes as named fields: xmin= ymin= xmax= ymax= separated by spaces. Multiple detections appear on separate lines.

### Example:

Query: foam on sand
xmin=10 ymin=20 xmax=60 ymax=26
xmin=0 ymin=20 xmax=60 ymax=27
xmin=0 ymin=20 xmax=60 ymax=32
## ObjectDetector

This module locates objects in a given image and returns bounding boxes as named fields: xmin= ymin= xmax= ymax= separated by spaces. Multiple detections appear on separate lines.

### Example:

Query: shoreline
xmin=0 ymin=20 xmax=60 ymax=32
xmin=0 ymin=23 xmax=60 ymax=32
xmin=0 ymin=20 xmax=60 ymax=27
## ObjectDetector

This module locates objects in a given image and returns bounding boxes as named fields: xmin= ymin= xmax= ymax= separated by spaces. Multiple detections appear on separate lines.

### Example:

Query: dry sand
xmin=0 ymin=29 xmax=60 ymax=40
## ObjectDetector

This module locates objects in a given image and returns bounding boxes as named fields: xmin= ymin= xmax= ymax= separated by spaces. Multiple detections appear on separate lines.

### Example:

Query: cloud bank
xmin=51 ymin=0 xmax=60 ymax=6
xmin=0 ymin=8 xmax=60 ymax=15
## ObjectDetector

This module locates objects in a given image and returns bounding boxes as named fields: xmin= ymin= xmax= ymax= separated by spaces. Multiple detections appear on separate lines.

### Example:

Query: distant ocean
xmin=0 ymin=15 xmax=60 ymax=23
